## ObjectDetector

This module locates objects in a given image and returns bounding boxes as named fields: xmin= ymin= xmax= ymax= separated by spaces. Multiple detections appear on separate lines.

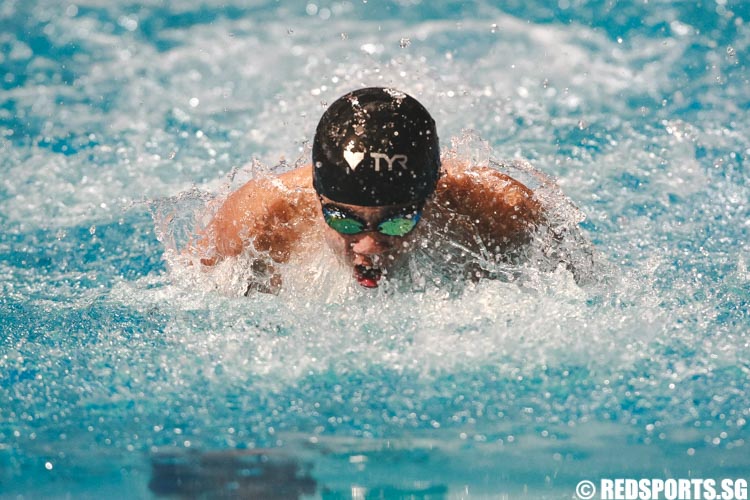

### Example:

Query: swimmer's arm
xmin=193 ymin=180 xmax=259 ymax=265
xmin=193 ymin=166 xmax=316 ymax=266
xmin=435 ymin=162 xmax=542 ymax=250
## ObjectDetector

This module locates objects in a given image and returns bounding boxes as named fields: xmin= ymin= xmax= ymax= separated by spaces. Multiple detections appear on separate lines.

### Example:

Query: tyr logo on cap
xmin=371 ymin=153 xmax=408 ymax=172
xmin=342 ymin=151 xmax=409 ymax=172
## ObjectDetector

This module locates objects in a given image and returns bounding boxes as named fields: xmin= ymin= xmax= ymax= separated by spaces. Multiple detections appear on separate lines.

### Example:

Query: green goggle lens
xmin=377 ymin=215 xmax=420 ymax=237
xmin=325 ymin=215 xmax=365 ymax=234
xmin=322 ymin=206 xmax=421 ymax=237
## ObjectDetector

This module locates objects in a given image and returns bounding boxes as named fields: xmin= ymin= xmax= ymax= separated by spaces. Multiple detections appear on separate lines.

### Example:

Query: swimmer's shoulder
xmin=433 ymin=160 xmax=542 ymax=245
xmin=228 ymin=165 xmax=313 ymax=201
xmin=260 ymin=165 xmax=318 ymax=222
xmin=436 ymin=160 xmax=537 ymax=210
xmin=200 ymin=165 xmax=317 ymax=262
xmin=224 ymin=165 xmax=315 ymax=213
xmin=283 ymin=164 xmax=313 ymax=185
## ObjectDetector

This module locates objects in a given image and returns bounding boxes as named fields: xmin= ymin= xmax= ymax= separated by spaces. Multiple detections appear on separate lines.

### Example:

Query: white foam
xmin=3 ymin=1 xmax=749 ymax=464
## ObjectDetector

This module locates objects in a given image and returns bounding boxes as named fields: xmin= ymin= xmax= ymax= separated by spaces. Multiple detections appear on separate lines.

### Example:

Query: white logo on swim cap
xmin=343 ymin=141 xmax=365 ymax=171
xmin=371 ymin=153 xmax=408 ymax=172
xmin=343 ymin=140 xmax=409 ymax=172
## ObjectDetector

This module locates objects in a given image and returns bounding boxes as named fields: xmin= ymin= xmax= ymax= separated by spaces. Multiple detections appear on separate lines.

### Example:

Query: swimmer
xmin=195 ymin=87 xmax=544 ymax=292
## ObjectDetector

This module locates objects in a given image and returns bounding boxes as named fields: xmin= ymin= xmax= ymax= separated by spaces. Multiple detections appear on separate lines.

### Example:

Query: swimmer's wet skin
xmin=196 ymin=87 xmax=542 ymax=291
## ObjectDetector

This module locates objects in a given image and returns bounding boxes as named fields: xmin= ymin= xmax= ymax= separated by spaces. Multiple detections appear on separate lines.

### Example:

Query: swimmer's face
xmin=318 ymin=195 xmax=423 ymax=288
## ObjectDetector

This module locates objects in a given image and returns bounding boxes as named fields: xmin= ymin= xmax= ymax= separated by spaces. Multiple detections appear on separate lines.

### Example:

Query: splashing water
xmin=1 ymin=0 xmax=749 ymax=497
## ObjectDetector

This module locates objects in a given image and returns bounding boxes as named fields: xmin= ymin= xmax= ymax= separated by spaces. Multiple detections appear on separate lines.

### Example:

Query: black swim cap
xmin=312 ymin=87 xmax=440 ymax=206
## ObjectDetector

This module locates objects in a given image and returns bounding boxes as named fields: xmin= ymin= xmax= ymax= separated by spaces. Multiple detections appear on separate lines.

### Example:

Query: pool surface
xmin=1 ymin=0 xmax=749 ymax=498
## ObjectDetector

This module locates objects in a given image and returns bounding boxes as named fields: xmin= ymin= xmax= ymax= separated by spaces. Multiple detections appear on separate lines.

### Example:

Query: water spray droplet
xmin=399 ymin=37 xmax=411 ymax=48
xmin=490 ymin=23 xmax=498 ymax=33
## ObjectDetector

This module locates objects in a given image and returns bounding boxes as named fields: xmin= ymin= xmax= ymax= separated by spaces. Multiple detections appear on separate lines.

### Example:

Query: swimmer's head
xmin=312 ymin=87 xmax=440 ymax=206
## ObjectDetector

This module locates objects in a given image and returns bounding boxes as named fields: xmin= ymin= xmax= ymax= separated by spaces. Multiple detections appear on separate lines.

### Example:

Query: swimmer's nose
xmin=351 ymin=234 xmax=391 ymax=255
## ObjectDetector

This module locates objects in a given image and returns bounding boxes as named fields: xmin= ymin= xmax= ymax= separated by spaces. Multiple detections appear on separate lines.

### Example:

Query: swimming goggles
xmin=321 ymin=204 xmax=422 ymax=237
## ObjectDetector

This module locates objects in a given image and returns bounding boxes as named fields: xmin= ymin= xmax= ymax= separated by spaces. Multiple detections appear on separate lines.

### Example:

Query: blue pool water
xmin=1 ymin=0 xmax=749 ymax=498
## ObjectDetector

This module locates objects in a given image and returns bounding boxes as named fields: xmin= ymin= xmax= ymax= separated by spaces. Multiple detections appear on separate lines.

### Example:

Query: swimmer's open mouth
xmin=354 ymin=264 xmax=382 ymax=288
